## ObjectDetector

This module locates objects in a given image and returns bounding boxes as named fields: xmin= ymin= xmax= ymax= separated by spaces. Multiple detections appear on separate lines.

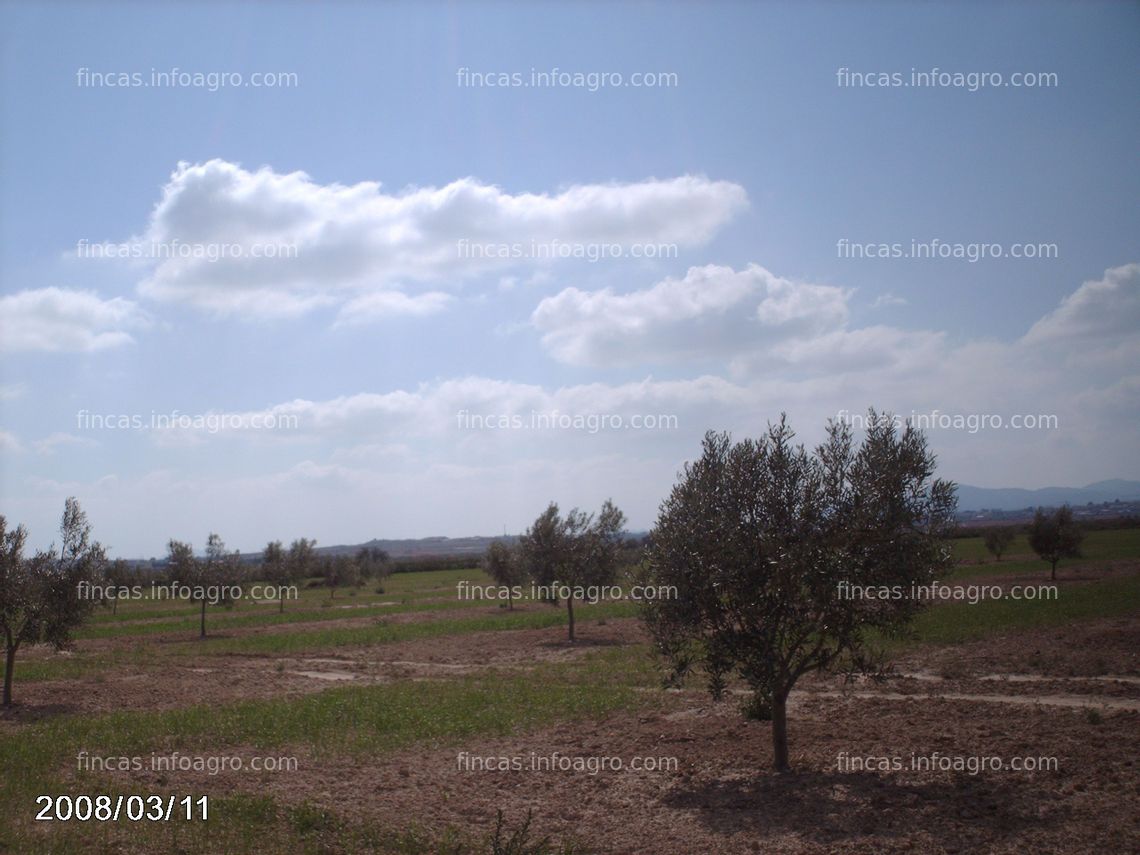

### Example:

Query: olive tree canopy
xmin=641 ymin=413 xmax=956 ymax=771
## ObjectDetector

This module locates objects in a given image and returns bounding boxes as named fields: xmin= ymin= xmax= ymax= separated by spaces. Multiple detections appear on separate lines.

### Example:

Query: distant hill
xmin=955 ymin=479 xmax=1140 ymax=512
xmin=318 ymin=535 xmax=511 ymax=559
xmin=236 ymin=532 xmax=648 ymax=563
xmin=213 ymin=482 xmax=1140 ymax=565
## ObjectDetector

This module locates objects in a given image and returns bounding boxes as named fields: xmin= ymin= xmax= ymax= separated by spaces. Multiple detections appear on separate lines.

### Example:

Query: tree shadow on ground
xmin=662 ymin=768 xmax=1065 ymax=849
xmin=0 ymin=700 xmax=81 ymax=723
xmin=537 ymin=636 xmax=626 ymax=650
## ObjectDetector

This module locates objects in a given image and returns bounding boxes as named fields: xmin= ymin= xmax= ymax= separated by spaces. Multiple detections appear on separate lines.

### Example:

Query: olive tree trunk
xmin=772 ymin=692 xmax=791 ymax=773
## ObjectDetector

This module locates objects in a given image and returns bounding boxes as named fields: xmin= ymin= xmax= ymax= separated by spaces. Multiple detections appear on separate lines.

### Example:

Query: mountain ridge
xmin=953 ymin=479 xmax=1140 ymax=512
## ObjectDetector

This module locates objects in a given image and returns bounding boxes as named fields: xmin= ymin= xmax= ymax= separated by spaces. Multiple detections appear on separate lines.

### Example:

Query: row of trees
xmin=322 ymin=545 xmax=392 ymax=599
xmin=163 ymin=537 xmax=393 ymax=636
xmin=0 ymin=505 xmax=394 ymax=706
xmin=981 ymin=506 xmax=1085 ymax=578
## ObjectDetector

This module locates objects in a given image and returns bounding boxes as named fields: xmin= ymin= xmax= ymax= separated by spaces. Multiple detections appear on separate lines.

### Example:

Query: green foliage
xmin=904 ymin=572 xmax=1139 ymax=645
xmin=482 ymin=540 xmax=527 ymax=609
xmin=356 ymin=545 xmax=393 ymax=583
xmin=982 ymin=526 xmax=1017 ymax=562
xmin=1028 ymin=505 xmax=1085 ymax=578
xmin=321 ymin=552 xmax=362 ymax=597
xmin=741 ymin=692 xmax=773 ymax=721
xmin=641 ymin=411 xmax=957 ymax=770
xmin=0 ymin=498 xmax=105 ymax=706
xmin=488 ymin=809 xmax=584 ymax=855
xmin=518 ymin=500 xmax=626 ymax=641
xmin=288 ymin=801 xmax=340 ymax=836
xmin=166 ymin=532 xmax=244 ymax=637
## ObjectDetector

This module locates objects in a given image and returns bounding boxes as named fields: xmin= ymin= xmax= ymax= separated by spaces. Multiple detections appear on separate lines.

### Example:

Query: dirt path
xmin=802 ymin=689 xmax=1140 ymax=712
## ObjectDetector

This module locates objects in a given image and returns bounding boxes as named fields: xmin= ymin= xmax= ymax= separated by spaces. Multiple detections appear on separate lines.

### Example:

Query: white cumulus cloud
xmin=126 ymin=159 xmax=748 ymax=317
xmin=0 ymin=288 xmax=149 ymax=353
xmin=1022 ymin=263 xmax=1140 ymax=344
xmin=531 ymin=264 xmax=851 ymax=367
xmin=334 ymin=290 xmax=454 ymax=326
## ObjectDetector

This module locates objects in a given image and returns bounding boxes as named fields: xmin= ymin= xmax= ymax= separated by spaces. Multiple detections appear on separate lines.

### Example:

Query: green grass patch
xmin=906 ymin=571 xmax=1140 ymax=645
xmin=951 ymin=526 xmax=1139 ymax=567
xmin=9 ymin=599 xmax=638 ymax=686
xmin=76 ymin=592 xmax=499 ymax=640
xmin=156 ymin=600 xmax=640 ymax=658
xmin=0 ymin=648 xmax=648 ymax=853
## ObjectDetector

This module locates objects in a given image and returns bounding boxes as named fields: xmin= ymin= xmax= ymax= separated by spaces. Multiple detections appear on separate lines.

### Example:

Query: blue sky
xmin=1 ymin=1 xmax=1137 ymax=557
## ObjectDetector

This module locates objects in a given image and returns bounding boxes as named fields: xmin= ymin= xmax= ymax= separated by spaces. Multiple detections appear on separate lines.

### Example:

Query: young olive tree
xmin=287 ymin=537 xmax=318 ymax=591
xmin=983 ymin=526 xmax=1017 ymax=563
xmin=482 ymin=539 xmax=527 ymax=610
xmin=641 ymin=414 xmax=956 ymax=772
xmin=261 ymin=540 xmax=292 ymax=613
xmin=1 ymin=498 xmax=106 ymax=707
xmin=322 ymin=554 xmax=360 ymax=598
xmin=102 ymin=558 xmax=133 ymax=615
xmin=519 ymin=500 xmax=625 ymax=642
xmin=166 ymin=533 xmax=243 ymax=638
xmin=1028 ymin=506 xmax=1084 ymax=580
xmin=355 ymin=547 xmax=392 ymax=589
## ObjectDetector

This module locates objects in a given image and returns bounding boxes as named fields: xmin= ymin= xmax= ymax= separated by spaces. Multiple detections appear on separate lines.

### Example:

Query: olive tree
xmin=102 ymin=558 xmax=133 ymax=615
xmin=355 ymin=547 xmax=392 ymax=589
xmin=287 ymin=537 xmax=318 ymax=588
xmin=1028 ymin=506 xmax=1084 ymax=580
xmin=983 ymin=527 xmax=1017 ymax=563
xmin=261 ymin=540 xmax=294 ymax=613
xmin=519 ymin=500 xmax=625 ymax=642
xmin=322 ymin=554 xmax=359 ymax=598
xmin=166 ymin=533 xmax=243 ymax=638
xmin=1 ymin=498 xmax=106 ymax=707
xmin=482 ymin=539 xmax=527 ymax=610
xmin=641 ymin=414 xmax=956 ymax=772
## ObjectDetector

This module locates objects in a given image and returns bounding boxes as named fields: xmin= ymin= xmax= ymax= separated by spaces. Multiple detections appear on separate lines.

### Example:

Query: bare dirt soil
xmin=107 ymin=681 xmax=1139 ymax=854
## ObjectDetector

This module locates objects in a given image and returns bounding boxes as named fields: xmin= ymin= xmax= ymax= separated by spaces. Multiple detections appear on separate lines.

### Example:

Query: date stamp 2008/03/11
xmin=35 ymin=794 xmax=208 ymax=822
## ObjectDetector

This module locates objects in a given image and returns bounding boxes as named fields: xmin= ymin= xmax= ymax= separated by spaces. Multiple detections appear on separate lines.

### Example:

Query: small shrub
xmin=288 ymin=801 xmax=338 ymax=836
xmin=488 ymin=809 xmax=583 ymax=855
xmin=741 ymin=693 xmax=772 ymax=721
